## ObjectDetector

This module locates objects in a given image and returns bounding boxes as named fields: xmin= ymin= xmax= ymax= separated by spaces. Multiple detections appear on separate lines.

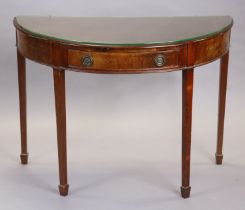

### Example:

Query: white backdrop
xmin=0 ymin=0 xmax=245 ymax=210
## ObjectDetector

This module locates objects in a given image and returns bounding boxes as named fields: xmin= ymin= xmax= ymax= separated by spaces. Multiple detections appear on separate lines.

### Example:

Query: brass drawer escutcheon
xmin=154 ymin=54 xmax=166 ymax=67
xmin=82 ymin=55 xmax=93 ymax=67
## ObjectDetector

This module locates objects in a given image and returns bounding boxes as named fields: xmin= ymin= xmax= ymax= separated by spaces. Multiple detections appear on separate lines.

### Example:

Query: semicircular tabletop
xmin=15 ymin=16 xmax=233 ymax=46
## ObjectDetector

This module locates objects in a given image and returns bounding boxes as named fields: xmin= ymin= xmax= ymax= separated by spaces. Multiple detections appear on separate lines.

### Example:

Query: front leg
xmin=181 ymin=68 xmax=194 ymax=198
xmin=53 ymin=68 xmax=69 ymax=196
xmin=17 ymin=50 xmax=28 ymax=164
xmin=216 ymin=51 xmax=229 ymax=165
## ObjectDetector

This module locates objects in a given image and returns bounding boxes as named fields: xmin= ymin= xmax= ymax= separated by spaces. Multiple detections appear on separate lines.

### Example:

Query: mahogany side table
xmin=14 ymin=16 xmax=233 ymax=198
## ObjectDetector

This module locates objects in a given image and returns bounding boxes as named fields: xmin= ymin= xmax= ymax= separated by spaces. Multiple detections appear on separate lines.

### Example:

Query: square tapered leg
xmin=53 ymin=69 xmax=69 ymax=196
xmin=181 ymin=68 xmax=194 ymax=198
xmin=216 ymin=51 xmax=229 ymax=165
xmin=17 ymin=50 xmax=28 ymax=164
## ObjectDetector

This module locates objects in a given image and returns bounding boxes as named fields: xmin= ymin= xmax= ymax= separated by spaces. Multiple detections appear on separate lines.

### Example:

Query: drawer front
xmin=67 ymin=48 xmax=183 ymax=73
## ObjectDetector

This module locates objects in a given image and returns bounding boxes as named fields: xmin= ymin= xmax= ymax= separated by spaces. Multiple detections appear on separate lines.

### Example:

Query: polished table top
xmin=15 ymin=16 xmax=233 ymax=46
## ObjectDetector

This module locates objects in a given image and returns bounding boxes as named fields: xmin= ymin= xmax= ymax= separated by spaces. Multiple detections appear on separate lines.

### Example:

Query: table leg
xmin=216 ymin=51 xmax=229 ymax=165
xmin=181 ymin=68 xmax=194 ymax=198
xmin=17 ymin=50 xmax=28 ymax=164
xmin=53 ymin=69 xmax=69 ymax=196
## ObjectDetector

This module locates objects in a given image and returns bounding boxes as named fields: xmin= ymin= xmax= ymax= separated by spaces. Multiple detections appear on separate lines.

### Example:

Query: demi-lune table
xmin=14 ymin=16 xmax=233 ymax=198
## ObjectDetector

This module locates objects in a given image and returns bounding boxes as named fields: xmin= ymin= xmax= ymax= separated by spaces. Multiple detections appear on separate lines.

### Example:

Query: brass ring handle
xmin=82 ymin=55 xmax=93 ymax=67
xmin=154 ymin=54 xmax=166 ymax=67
